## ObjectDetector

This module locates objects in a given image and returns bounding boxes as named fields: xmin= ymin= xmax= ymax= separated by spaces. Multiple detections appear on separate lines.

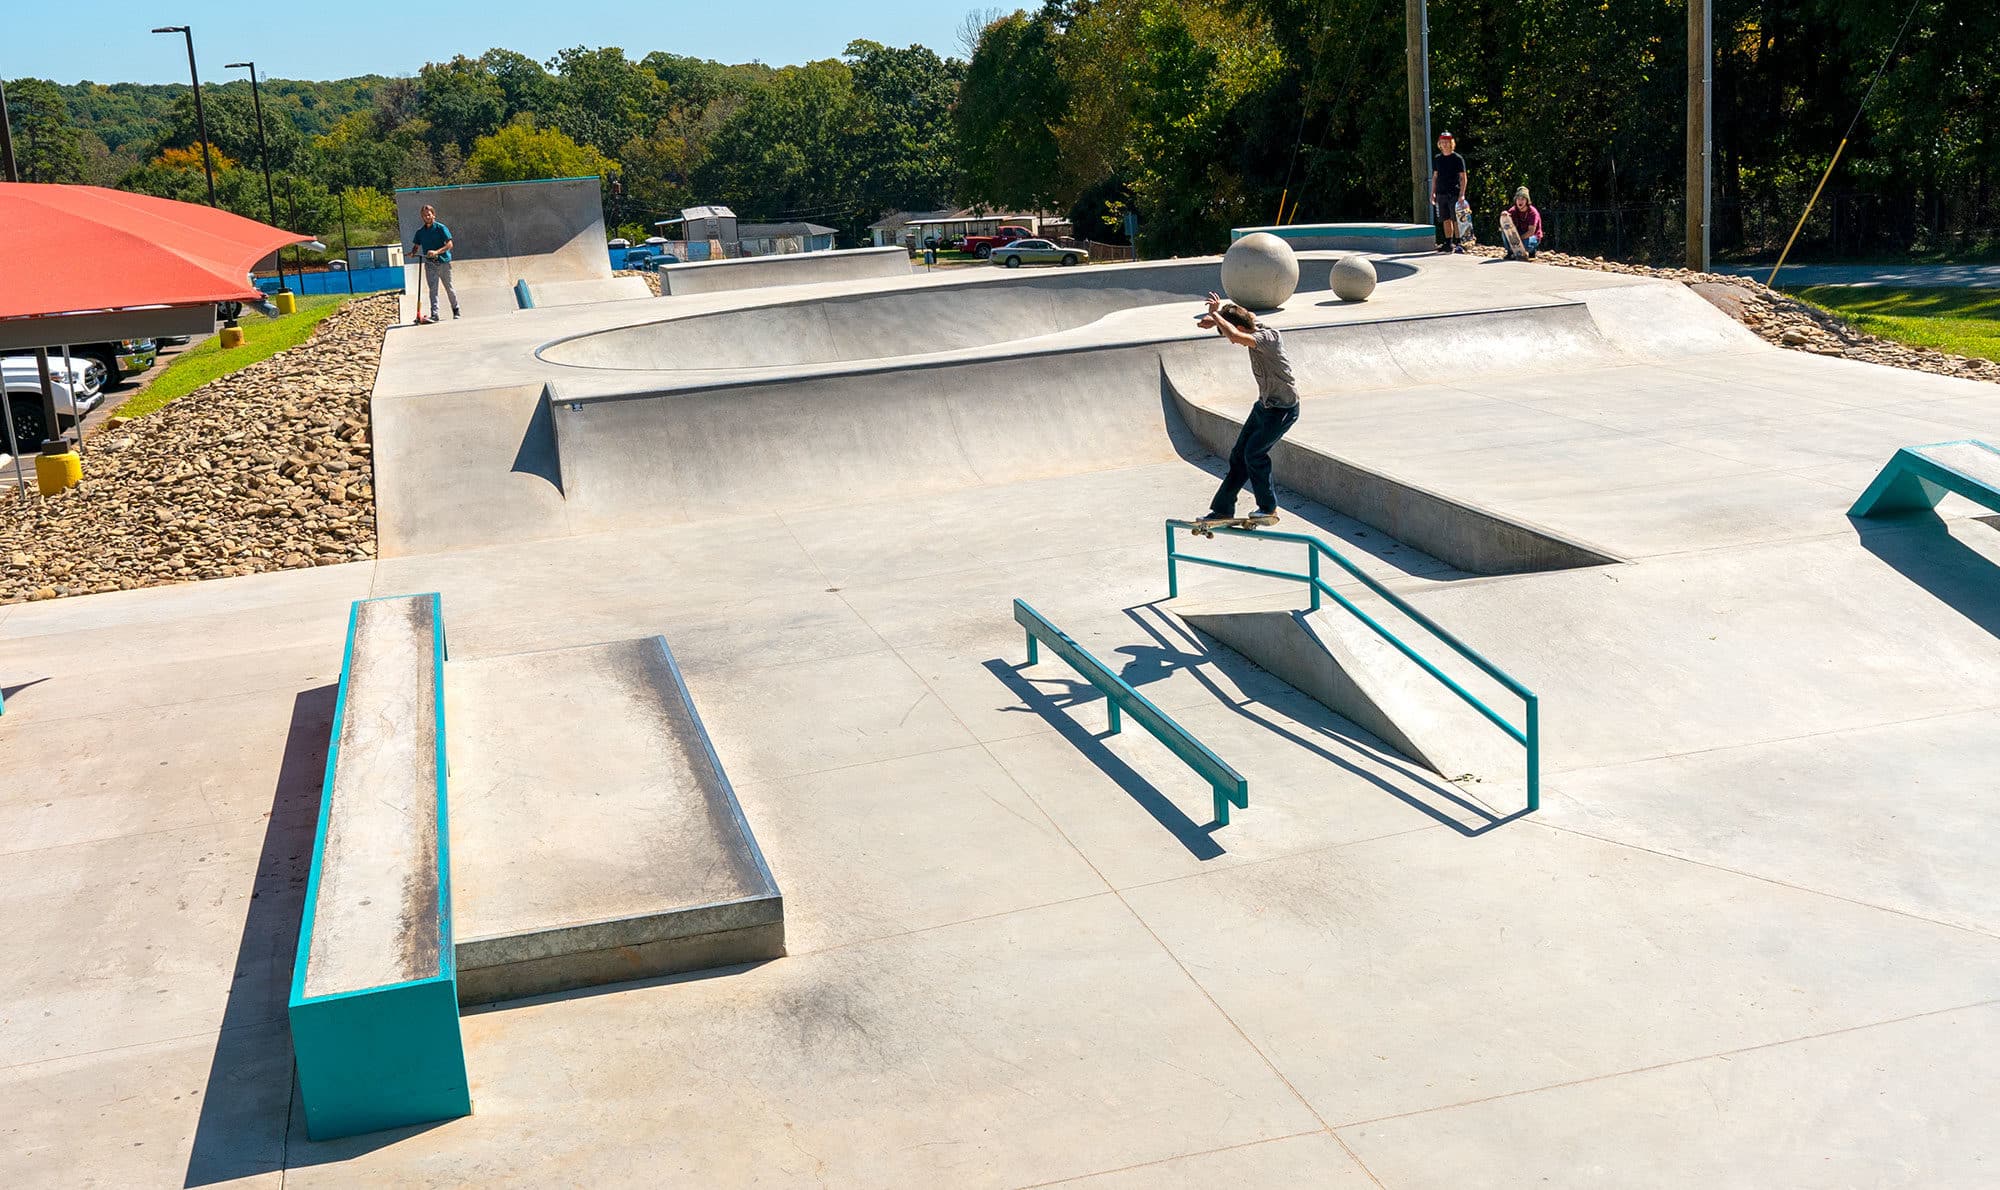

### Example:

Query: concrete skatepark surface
xmin=6 ymin=227 xmax=2000 ymax=1185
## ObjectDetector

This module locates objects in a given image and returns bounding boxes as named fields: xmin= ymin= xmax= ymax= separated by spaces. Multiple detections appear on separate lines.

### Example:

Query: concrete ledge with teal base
xmin=290 ymin=592 xmax=470 ymax=1141
xmin=1231 ymin=223 xmax=1435 ymax=254
xmin=1850 ymin=440 xmax=2000 ymax=519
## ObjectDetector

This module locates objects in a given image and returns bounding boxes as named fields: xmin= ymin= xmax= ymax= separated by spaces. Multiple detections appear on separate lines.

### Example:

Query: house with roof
xmin=652 ymin=206 xmax=839 ymax=259
xmin=868 ymin=207 xmax=1044 ymax=248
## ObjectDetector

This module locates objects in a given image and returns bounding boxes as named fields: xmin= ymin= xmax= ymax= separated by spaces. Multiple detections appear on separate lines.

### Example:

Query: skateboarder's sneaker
xmin=451 ymin=308 xmax=462 ymax=319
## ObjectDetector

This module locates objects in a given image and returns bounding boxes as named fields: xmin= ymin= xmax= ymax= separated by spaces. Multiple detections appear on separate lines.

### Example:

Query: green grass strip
xmin=1789 ymin=285 xmax=2000 ymax=363
xmin=117 ymin=295 xmax=355 ymax=420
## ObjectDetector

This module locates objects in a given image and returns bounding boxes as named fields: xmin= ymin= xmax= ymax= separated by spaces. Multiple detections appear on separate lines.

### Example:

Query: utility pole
xmin=1686 ymin=0 xmax=1712 ymax=271
xmin=226 ymin=61 xmax=282 ymax=288
xmin=1405 ymin=0 xmax=1432 ymax=225
xmin=153 ymin=26 xmax=217 ymax=207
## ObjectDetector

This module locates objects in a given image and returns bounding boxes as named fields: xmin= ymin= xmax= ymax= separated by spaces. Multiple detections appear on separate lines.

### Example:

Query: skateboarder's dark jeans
xmin=1208 ymin=401 xmax=1300 ymax=517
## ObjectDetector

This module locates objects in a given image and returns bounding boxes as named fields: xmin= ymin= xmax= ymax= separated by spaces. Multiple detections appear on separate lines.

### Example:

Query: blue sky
xmin=8 ymin=1 xmax=978 ymax=85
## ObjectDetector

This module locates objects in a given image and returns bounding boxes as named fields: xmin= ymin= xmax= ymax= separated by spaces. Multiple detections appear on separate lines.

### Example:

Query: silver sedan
xmin=991 ymin=239 xmax=1082 ymax=268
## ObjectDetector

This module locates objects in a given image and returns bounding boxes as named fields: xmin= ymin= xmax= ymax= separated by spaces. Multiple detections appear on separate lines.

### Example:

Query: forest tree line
xmin=5 ymin=0 xmax=1991 ymax=261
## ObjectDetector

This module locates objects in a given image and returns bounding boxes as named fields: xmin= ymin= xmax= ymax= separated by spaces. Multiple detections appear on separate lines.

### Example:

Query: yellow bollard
xmin=219 ymin=323 xmax=245 ymax=348
xmin=36 ymin=449 xmax=81 ymax=496
xmin=274 ymin=290 xmax=298 ymax=315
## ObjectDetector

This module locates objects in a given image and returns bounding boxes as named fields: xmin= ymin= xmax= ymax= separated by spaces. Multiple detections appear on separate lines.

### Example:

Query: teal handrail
xmin=1015 ymin=598 xmax=1250 ymax=825
xmin=1165 ymin=521 xmax=1540 ymax=812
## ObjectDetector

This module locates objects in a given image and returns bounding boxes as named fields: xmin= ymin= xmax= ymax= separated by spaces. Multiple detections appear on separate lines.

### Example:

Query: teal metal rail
xmin=1165 ymin=521 xmax=1540 ymax=812
xmin=1014 ymin=598 xmax=1251 ymax=826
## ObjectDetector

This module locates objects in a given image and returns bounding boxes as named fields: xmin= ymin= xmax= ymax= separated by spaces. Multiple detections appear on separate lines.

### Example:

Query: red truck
xmin=959 ymin=226 xmax=1035 ymax=258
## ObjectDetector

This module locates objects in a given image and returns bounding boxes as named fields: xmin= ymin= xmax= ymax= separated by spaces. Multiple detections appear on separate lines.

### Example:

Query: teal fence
xmin=1166 ymin=521 xmax=1540 ymax=812
xmin=1015 ymin=599 xmax=1251 ymax=826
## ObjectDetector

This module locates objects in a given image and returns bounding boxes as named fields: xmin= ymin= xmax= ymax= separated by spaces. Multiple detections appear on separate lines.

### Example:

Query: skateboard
xmin=1455 ymin=198 xmax=1476 ymax=245
xmin=1189 ymin=513 xmax=1279 ymax=538
xmin=1499 ymin=212 xmax=1528 ymax=258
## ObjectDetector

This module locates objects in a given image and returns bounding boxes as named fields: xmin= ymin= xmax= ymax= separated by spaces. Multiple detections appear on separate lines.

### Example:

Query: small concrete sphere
xmin=1221 ymin=232 xmax=1299 ymax=309
xmin=1331 ymin=254 xmax=1378 ymax=302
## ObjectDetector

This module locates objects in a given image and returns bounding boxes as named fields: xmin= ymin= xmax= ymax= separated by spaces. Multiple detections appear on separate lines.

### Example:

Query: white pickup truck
xmin=2 ymin=355 xmax=107 ymax=453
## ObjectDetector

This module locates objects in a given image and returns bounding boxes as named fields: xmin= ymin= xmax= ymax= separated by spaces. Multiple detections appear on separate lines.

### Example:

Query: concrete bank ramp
xmin=445 ymin=635 xmax=782 ymax=1004
xmin=540 ymin=257 xmax=1342 ymax=371
xmin=1179 ymin=600 xmax=1525 ymax=785
xmin=662 ymin=245 xmax=913 ymax=296
xmin=396 ymin=177 xmax=624 ymax=321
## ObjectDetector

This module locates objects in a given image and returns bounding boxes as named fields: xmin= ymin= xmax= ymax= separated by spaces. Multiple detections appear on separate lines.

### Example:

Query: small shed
xmin=735 ymin=222 xmax=837 ymax=256
xmin=347 ymin=244 xmax=405 ymax=269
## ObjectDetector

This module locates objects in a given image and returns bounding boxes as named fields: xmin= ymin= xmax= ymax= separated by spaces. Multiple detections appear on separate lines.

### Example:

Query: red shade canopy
xmin=0 ymin=184 xmax=309 ymax=321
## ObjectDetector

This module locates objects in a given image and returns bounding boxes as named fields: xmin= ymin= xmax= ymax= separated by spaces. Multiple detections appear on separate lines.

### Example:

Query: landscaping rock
xmin=1469 ymin=244 xmax=2000 ymax=386
xmin=0 ymin=293 xmax=396 ymax=603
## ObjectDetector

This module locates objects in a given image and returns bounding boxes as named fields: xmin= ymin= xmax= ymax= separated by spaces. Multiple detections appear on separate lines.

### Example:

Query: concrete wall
xmin=661 ymin=246 xmax=913 ymax=297
xmin=544 ymin=257 xmax=1342 ymax=371
xmin=396 ymin=177 xmax=612 ymax=284
xmin=1232 ymin=223 xmax=1435 ymax=254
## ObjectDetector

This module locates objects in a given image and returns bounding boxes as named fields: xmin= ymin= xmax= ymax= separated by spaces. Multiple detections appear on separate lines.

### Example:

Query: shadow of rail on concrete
xmin=186 ymin=685 xmax=459 ymax=1183
xmin=1123 ymin=603 xmax=1523 ymax=837
xmin=982 ymin=658 xmax=1225 ymax=859
xmin=1855 ymin=514 xmax=2000 ymax=643
xmin=183 ymin=686 xmax=331 ymax=1185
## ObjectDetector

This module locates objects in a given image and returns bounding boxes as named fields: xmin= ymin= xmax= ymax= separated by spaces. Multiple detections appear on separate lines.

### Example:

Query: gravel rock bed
xmin=1 ymin=294 xmax=397 ymax=603
xmin=1465 ymin=244 xmax=2000 ymax=385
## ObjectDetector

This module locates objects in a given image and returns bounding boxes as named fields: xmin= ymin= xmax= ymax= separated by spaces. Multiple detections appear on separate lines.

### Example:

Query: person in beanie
xmin=1431 ymin=131 xmax=1469 ymax=253
xmin=1500 ymin=186 xmax=1544 ymax=259
xmin=1194 ymin=292 xmax=1300 ymax=525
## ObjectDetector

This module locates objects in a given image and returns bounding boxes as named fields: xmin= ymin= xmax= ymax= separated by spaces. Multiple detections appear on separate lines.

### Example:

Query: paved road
xmin=1716 ymin=262 xmax=2000 ymax=288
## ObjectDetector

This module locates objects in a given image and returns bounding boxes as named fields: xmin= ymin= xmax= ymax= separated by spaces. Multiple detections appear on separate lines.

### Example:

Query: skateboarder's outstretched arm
xmin=1198 ymin=293 xmax=1258 ymax=347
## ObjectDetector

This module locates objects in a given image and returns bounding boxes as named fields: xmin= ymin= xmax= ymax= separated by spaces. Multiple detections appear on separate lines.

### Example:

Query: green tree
xmin=546 ymin=47 xmax=659 ymax=158
xmin=4 ymin=78 xmax=87 ymax=183
xmin=417 ymin=56 xmax=507 ymax=156
xmin=844 ymin=41 xmax=964 ymax=216
xmin=464 ymin=119 xmax=615 ymax=183
xmin=696 ymin=60 xmax=861 ymax=230
xmin=955 ymin=8 xmax=1069 ymax=212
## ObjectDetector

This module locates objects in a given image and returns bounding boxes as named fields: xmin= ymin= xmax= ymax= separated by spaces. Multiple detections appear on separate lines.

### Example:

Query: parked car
xmin=1 ymin=357 xmax=103 ymax=452
xmin=620 ymin=245 xmax=682 ymax=271
xmin=960 ymin=225 xmax=1035 ymax=258
xmin=990 ymin=239 xmax=1082 ymax=268
xmin=8 ymin=339 xmax=157 ymax=387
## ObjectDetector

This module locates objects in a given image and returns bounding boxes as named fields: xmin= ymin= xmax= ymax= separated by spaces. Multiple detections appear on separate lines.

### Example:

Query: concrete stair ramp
xmin=1177 ymin=593 xmax=1526 ymax=790
xmin=444 ymin=635 xmax=782 ymax=1005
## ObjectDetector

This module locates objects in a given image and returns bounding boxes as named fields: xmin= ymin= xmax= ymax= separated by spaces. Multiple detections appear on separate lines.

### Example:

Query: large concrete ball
xmin=1331 ymin=254 xmax=1378 ymax=302
xmin=1221 ymin=232 xmax=1299 ymax=309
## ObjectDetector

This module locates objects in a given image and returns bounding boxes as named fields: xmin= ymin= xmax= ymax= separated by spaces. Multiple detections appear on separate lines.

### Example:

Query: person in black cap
xmin=1432 ymin=131 xmax=1469 ymax=253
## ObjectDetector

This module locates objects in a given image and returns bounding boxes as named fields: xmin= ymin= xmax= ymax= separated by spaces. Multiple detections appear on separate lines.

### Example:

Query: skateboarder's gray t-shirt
xmin=1248 ymin=327 xmax=1299 ymax=408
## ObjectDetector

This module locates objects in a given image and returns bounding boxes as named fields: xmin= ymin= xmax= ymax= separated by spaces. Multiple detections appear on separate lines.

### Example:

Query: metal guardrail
xmin=1166 ymin=520 xmax=1540 ymax=812
xmin=1014 ymin=598 xmax=1250 ymax=826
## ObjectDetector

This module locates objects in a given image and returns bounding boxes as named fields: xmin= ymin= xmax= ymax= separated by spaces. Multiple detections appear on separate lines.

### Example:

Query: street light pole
xmin=152 ymin=26 xmax=216 ymax=207
xmin=226 ymin=61 xmax=283 ymax=289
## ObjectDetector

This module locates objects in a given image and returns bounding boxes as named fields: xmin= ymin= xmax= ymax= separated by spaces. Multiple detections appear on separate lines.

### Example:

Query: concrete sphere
xmin=1331 ymin=254 xmax=1378 ymax=302
xmin=1221 ymin=233 xmax=1299 ymax=309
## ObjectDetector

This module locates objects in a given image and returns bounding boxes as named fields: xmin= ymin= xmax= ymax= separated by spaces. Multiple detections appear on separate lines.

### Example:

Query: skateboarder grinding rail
xmin=410 ymin=204 xmax=460 ymax=322
xmin=1193 ymin=293 xmax=1300 ymax=530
